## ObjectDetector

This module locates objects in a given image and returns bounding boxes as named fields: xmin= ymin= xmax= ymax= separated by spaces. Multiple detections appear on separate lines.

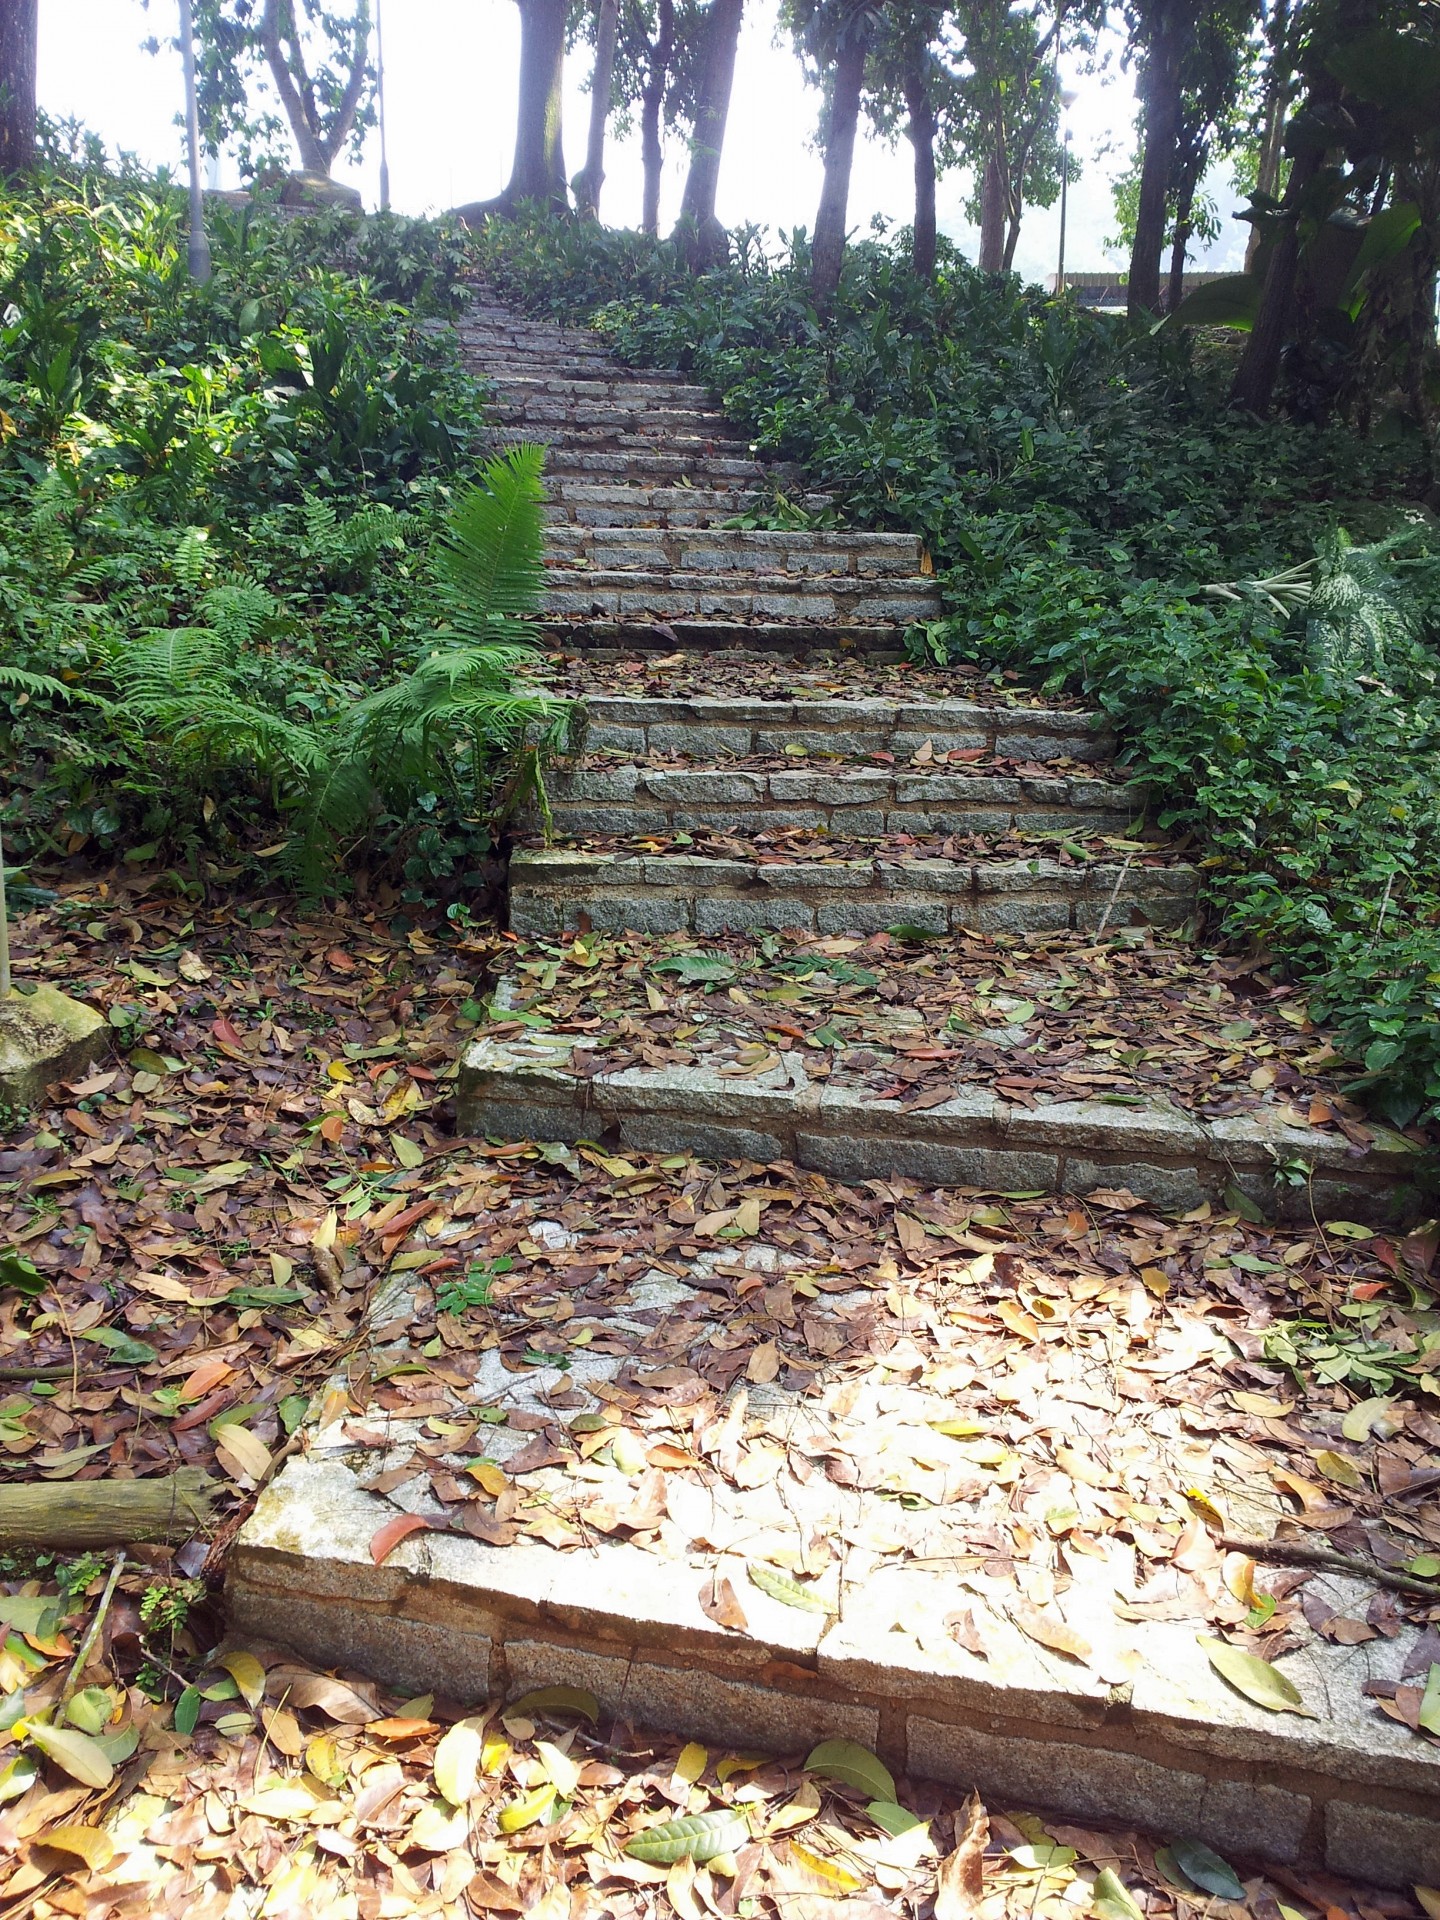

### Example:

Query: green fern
xmin=433 ymin=442 xmax=548 ymax=641
xmin=104 ymin=444 xmax=575 ymax=889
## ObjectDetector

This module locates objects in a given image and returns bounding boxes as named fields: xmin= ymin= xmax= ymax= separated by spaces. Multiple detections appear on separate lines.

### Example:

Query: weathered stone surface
xmin=1325 ymin=1802 xmax=1440 ymax=1883
xmin=0 ymin=985 xmax=108 ymax=1108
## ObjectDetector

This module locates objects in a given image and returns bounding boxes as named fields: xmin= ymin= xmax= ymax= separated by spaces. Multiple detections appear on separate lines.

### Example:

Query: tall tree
xmin=573 ymin=0 xmax=622 ymax=215
xmin=492 ymin=0 xmax=571 ymax=212
xmin=952 ymin=1 xmax=1087 ymax=275
xmin=0 ymin=0 xmax=37 ymax=177
xmin=1125 ymin=0 xmax=1186 ymax=313
xmin=673 ymin=0 xmax=744 ymax=267
xmin=164 ymin=0 xmax=375 ymax=179
xmin=863 ymin=3 xmax=956 ymax=278
xmin=639 ymin=0 xmax=677 ymax=231
xmin=804 ymin=1 xmax=878 ymax=303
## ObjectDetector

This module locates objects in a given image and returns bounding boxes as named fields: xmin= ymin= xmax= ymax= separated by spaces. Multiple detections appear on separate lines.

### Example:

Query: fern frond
xmin=433 ymin=444 xmax=548 ymax=637
xmin=0 ymin=664 xmax=101 ymax=706
xmin=105 ymin=627 xmax=234 ymax=709
xmin=200 ymin=585 xmax=277 ymax=649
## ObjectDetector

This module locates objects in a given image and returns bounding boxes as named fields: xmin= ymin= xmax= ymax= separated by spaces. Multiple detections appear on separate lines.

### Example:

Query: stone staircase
xmin=451 ymin=296 xmax=1422 ymax=1226
xmin=224 ymin=297 xmax=1440 ymax=1893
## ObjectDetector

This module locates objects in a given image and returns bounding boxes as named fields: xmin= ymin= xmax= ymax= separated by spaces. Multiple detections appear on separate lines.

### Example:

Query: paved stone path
xmin=451 ymin=298 xmax=1420 ymax=1226
xmin=226 ymin=301 xmax=1440 ymax=1893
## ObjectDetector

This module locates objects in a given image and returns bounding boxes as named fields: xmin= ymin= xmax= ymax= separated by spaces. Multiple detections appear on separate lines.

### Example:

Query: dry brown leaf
xmin=934 ymin=1792 xmax=987 ymax=1920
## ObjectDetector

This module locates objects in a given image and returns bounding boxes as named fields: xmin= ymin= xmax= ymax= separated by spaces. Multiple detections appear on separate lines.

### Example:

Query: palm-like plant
xmin=105 ymin=445 xmax=576 ymax=887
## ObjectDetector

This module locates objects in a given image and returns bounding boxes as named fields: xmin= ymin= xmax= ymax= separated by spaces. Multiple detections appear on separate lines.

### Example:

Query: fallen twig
xmin=1219 ymin=1532 xmax=1440 ymax=1600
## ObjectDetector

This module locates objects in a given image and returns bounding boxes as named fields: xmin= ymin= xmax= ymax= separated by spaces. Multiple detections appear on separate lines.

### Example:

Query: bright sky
xmin=38 ymin=0 xmax=1248 ymax=284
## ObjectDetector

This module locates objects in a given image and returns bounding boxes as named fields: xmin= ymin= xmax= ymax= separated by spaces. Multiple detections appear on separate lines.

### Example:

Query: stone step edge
xmin=454 ymin=1045 xmax=1419 ymax=1227
xmin=227 ymin=1452 xmax=1440 ymax=1889
xmin=540 ymin=768 xmax=1141 ymax=813
xmin=510 ymin=847 xmax=1192 ymax=895
xmin=538 ymin=630 xmax=913 ymax=662
xmin=573 ymin=694 xmax=1109 ymax=737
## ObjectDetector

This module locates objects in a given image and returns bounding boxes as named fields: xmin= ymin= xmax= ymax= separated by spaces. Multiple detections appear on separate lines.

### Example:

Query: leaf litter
xmin=0 ymin=875 xmax=1438 ymax=1913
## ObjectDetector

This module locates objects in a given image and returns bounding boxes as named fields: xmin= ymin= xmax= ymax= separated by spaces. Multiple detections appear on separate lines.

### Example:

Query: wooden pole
xmin=0 ymin=1471 xmax=217 ymax=1551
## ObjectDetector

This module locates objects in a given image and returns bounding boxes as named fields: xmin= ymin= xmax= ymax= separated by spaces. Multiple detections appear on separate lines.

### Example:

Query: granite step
xmin=545 ymin=525 xmax=924 ymax=578
xmin=540 ymin=568 xmax=939 ymax=626
xmin=454 ymin=1025 xmax=1419 ymax=1228
xmin=488 ymin=376 xmax=716 ymax=409
xmin=569 ymin=694 xmax=1116 ymax=762
xmin=536 ymin=447 xmax=770 ymax=484
xmin=505 ymin=845 xmax=1196 ymax=939
xmin=541 ymin=480 xmax=834 ymax=530
xmin=532 ymin=764 xmax=1144 ymax=839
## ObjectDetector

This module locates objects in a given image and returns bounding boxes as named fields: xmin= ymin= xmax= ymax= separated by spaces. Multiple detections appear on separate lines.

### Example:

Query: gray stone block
xmin=504 ymin=1641 xmax=878 ymax=1753
xmin=694 ymin=897 xmax=816 ymax=933
xmin=1325 ymin=1801 xmax=1440 ymax=1888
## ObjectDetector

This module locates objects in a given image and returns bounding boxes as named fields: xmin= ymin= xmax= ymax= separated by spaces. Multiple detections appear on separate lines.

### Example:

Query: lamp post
xmin=178 ymin=0 xmax=211 ymax=283
xmin=1056 ymin=87 xmax=1077 ymax=296
xmin=376 ymin=0 xmax=390 ymax=211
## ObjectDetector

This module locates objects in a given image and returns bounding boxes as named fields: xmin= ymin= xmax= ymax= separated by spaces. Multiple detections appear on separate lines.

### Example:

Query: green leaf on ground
xmin=804 ymin=1738 xmax=896 ymax=1802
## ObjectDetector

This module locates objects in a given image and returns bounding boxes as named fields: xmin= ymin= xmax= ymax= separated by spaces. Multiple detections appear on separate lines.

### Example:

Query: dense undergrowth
xmin=0 ymin=164 xmax=561 ymax=902
xmin=471 ymin=212 xmax=1440 ymax=1137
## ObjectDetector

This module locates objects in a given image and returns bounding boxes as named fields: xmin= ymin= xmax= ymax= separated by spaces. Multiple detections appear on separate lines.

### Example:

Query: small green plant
xmin=139 ymin=1576 xmax=206 ymax=1638
xmin=436 ymin=1255 xmax=514 ymax=1316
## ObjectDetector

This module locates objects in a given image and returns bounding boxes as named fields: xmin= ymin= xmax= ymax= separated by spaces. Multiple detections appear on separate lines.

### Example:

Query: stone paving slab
xmin=541 ymin=569 xmax=940 ymax=625
xmin=454 ymin=1040 xmax=1418 ymax=1225
xmin=546 ymin=525 xmax=925 ymax=577
xmin=506 ymin=846 xmax=1197 ymax=939
xmin=574 ymin=694 xmax=1115 ymax=761
xmin=535 ymin=764 xmax=1143 ymax=838
xmin=229 ymin=1240 xmax=1440 ymax=1886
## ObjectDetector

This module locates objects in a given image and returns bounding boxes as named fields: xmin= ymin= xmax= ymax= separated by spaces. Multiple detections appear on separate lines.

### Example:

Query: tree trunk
xmin=640 ymin=0 xmax=674 ymax=234
xmin=574 ymin=0 xmax=621 ymax=216
xmin=674 ymin=0 xmax=744 ymax=269
xmin=1166 ymin=157 xmax=1201 ymax=312
xmin=497 ymin=0 xmax=570 ymax=211
xmin=0 ymin=1471 xmax=217 ymax=1551
xmin=1246 ymin=0 xmax=1292 ymax=270
xmin=904 ymin=49 xmax=937 ymax=280
xmin=810 ymin=15 xmax=871 ymax=306
xmin=261 ymin=0 xmax=372 ymax=176
xmin=1230 ymin=140 xmax=1324 ymax=413
xmin=0 ymin=0 xmax=38 ymax=177
xmin=1127 ymin=4 xmax=1182 ymax=319
xmin=978 ymin=149 xmax=1007 ymax=272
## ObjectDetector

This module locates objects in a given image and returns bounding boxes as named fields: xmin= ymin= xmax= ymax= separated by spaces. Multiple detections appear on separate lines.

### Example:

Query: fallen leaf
xmin=370 ymin=1512 xmax=433 ymax=1565
xmin=934 ymin=1791 xmax=987 ymax=1920
xmin=1199 ymin=1636 xmax=1315 ymax=1716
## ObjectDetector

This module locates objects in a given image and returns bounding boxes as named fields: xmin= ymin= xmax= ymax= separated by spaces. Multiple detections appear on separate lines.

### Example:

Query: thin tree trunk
xmin=498 ymin=0 xmax=570 ymax=211
xmin=1166 ymin=157 xmax=1201 ymax=312
xmin=1246 ymin=0 xmax=1292 ymax=270
xmin=0 ymin=0 xmax=37 ymax=177
xmin=261 ymin=0 xmax=371 ymax=176
xmin=640 ymin=0 xmax=674 ymax=235
xmin=1128 ymin=6 xmax=1182 ymax=317
xmin=979 ymin=149 xmax=1007 ymax=272
xmin=810 ymin=15 xmax=871 ymax=306
xmin=574 ymin=0 xmax=621 ymax=216
xmin=904 ymin=49 xmax=937 ymax=279
xmin=1230 ymin=140 xmax=1324 ymax=413
xmin=675 ymin=0 xmax=744 ymax=269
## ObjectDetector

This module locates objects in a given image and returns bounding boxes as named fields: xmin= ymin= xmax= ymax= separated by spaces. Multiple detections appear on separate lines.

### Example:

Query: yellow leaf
xmin=536 ymin=1739 xmax=579 ymax=1798
xmin=481 ymin=1734 xmax=511 ymax=1775
xmin=1184 ymin=1486 xmax=1226 ymax=1530
xmin=1312 ymin=1448 xmax=1364 ymax=1490
xmin=731 ymin=1197 xmax=762 ymax=1237
xmin=499 ymin=1783 xmax=557 ymax=1832
xmin=241 ymin=1782 xmax=326 ymax=1821
xmin=35 ymin=1823 xmax=115 ymax=1871
xmin=434 ymin=1718 xmax=485 ymax=1806
xmin=786 ymin=1840 xmax=863 ymax=1893
xmin=767 ymin=1779 xmax=821 ymax=1833
xmin=1230 ymin=1391 xmax=1294 ymax=1418
xmin=467 ymin=1461 xmax=508 ymax=1496
xmin=217 ymin=1650 xmax=267 ymax=1708
xmin=673 ymin=1742 xmax=708 ymax=1786
xmin=262 ymin=1706 xmax=304 ymax=1756
xmin=215 ymin=1424 xmax=273 ymax=1484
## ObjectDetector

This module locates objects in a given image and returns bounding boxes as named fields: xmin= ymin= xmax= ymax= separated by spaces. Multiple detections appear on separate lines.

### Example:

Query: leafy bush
xmin=0 ymin=166 xmax=584 ymax=896
xmin=466 ymin=212 xmax=1440 ymax=1130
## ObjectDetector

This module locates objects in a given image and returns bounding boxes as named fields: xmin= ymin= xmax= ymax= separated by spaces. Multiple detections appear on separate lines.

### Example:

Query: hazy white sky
xmin=38 ymin=0 xmax=1248 ymax=284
